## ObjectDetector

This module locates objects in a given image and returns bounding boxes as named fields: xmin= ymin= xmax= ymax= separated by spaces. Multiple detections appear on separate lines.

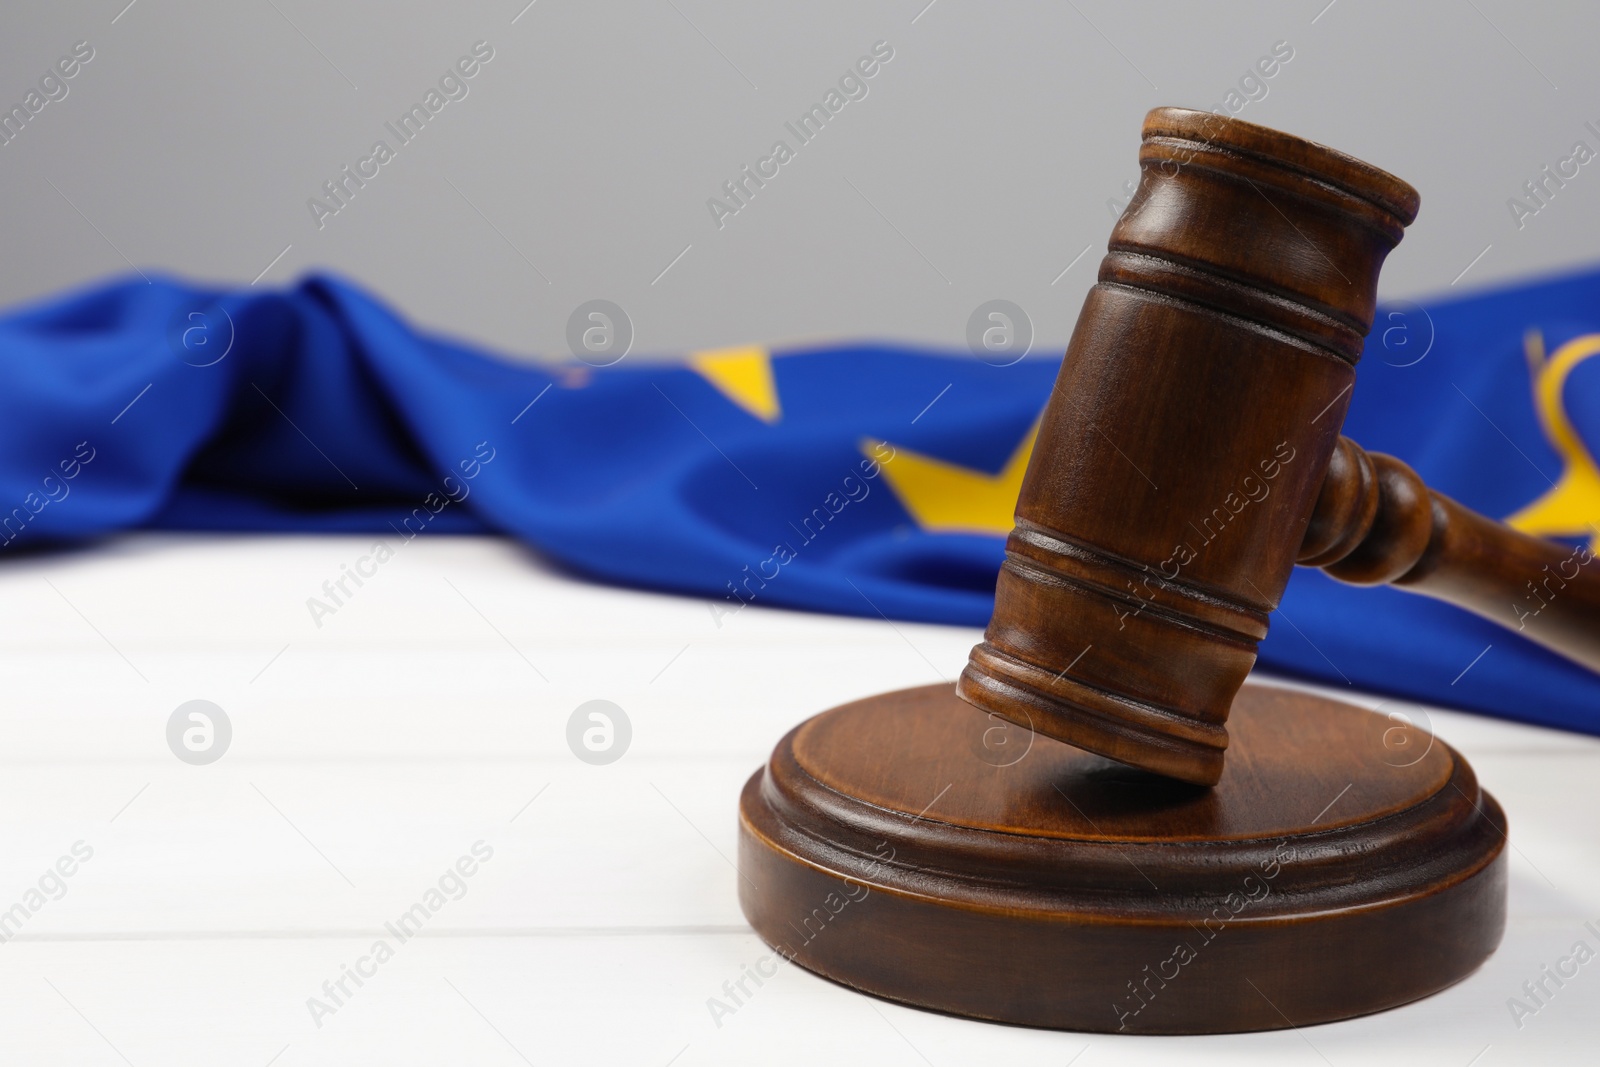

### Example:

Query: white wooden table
xmin=1 ymin=533 xmax=1593 ymax=1066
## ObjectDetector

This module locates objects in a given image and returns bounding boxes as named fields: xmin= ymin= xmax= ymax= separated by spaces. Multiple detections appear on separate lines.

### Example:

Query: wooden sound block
xmin=738 ymin=682 xmax=1507 ymax=1034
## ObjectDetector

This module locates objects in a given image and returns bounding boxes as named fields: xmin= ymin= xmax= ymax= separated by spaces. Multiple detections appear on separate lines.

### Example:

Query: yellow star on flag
xmin=689 ymin=345 xmax=781 ymax=423
xmin=865 ymin=421 xmax=1039 ymax=536
xmin=1505 ymin=331 xmax=1600 ymax=551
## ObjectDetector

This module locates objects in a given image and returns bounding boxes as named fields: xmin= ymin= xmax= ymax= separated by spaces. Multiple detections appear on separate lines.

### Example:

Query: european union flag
xmin=0 ymin=266 xmax=1595 ymax=733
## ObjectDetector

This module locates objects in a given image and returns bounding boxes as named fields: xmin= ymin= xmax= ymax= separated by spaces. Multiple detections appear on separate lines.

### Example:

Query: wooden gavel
xmin=958 ymin=107 xmax=1600 ymax=786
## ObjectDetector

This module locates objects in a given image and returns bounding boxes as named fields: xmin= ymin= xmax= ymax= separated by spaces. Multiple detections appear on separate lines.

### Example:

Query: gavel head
xmin=956 ymin=107 xmax=1420 ymax=786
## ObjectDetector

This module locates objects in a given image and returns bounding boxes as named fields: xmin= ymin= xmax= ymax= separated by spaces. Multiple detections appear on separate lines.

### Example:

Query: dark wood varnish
xmin=738 ymin=683 xmax=1506 ymax=1034
xmin=958 ymin=107 xmax=1599 ymax=786
xmin=737 ymin=109 xmax=1519 ymax=1036
xmin=957 ymin=107 xmax=1417 ymax=787
xmin=1306 ymin=435 xmax=1600 ymax=669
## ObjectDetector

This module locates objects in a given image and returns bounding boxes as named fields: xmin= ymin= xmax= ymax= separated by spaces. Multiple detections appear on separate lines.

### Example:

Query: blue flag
xmin=0 ymin=267 xmax=1596 ymax=734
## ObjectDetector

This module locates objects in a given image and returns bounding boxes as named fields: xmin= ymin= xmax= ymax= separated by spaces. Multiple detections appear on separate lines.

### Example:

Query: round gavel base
xmin=738 ymin=682 xmax=1506 ymax=1034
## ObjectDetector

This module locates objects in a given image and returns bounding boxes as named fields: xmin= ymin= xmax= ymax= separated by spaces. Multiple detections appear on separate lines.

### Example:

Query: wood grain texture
xmin=1305 ymin=435 xmax=1600 ymax=669
xmin=738 ymin=682 xmax=1507 ymax=1034
xmin=959 ymin=107 xmax=1420 ymax=785
xmin=959 ymin=106 xmax=1598 ymax=786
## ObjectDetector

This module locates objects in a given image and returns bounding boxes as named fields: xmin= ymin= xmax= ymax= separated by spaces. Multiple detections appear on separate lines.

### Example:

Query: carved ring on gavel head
xmin=956 ymin=107 xmax=1600 ymax=787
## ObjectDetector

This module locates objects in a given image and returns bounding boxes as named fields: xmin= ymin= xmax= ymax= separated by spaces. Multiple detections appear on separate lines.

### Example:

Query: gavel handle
xmin=1299 ymin=436 xmax=1600 ymax=673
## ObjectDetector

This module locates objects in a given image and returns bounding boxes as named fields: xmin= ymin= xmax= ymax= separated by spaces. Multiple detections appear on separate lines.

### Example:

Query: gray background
xmin=0 ymin=0 xmax=1595 ymax=360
